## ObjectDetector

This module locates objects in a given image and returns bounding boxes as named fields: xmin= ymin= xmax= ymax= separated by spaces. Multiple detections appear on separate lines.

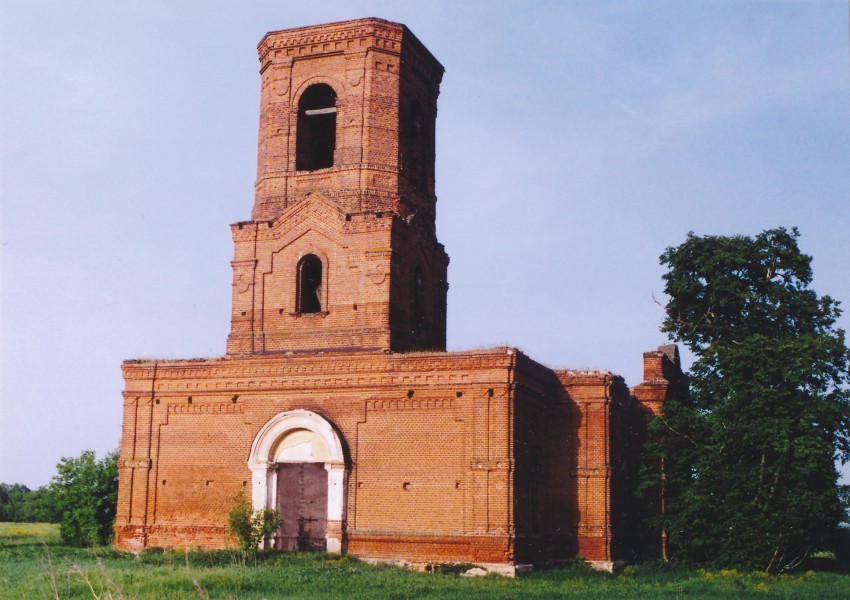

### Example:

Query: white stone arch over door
xmin=248 ymin=409 xmax=347 ymax=553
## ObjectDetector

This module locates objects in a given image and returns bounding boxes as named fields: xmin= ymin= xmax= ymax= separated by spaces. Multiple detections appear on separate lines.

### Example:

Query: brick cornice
xmin=122 ymin=348 xmax=516 ymax=395
xmin=257 ymin=18 xmax=443 ymax=89
xmin=258 ymin=18 xmax=404 ymax=67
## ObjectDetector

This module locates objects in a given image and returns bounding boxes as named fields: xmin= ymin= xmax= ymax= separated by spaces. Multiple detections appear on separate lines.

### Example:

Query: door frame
xmin=248 ymin=409 xmax=347 ymax=552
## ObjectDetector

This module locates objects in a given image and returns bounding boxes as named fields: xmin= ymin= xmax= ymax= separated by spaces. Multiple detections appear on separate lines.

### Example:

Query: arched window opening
xmin=412 ymin=266 xmax=425 ymax=331
xmin=296 ymin=84 xmax=337 ymax=171
xmin=297 ymin=254 xmax=323 ymax=314
xmin=406 ymin=101 xmax=425 ymax=185
xmin=530 ymin=455 xmax=544 ymax=531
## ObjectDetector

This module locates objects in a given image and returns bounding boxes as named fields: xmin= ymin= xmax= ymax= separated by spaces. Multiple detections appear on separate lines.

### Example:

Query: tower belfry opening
xmin=296 ymin=84 xmax=337 ymax=171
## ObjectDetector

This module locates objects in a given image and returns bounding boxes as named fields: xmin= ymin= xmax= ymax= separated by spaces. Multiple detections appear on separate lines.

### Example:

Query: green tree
xmin=26 ymin=485 xmax=61 ymax=523
xmin=651 ymin=227 xmax=850 ymax=572
xmin=49 ymin=449 xmax=119 ymax=547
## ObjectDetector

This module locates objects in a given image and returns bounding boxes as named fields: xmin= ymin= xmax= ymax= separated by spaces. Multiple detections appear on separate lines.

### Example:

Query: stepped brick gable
xmin=115 ymin=18 xmax=684 ymax=573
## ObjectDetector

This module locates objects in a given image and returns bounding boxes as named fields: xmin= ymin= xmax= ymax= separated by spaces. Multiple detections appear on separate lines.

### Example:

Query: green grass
xmin=0 ymin=523 xmax=848 ymax=599
xmin=0 ymin=521 xmax=60 ymax=546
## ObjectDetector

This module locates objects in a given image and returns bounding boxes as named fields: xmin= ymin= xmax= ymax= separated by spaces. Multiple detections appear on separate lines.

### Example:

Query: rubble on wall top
xmin=554 ymin=369 xmax=615 ymax=378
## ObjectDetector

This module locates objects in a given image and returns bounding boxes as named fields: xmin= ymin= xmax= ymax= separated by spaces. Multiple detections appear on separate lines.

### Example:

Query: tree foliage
xmin=0 ymin=483 xmax=59 ymax=523
xmin=652 ymin=227 xmax=850 ymax=572
xmin=227 ymin=491 xmax=283 ymax=553
xmin=49 ymin=449 xmax=119 ymax=547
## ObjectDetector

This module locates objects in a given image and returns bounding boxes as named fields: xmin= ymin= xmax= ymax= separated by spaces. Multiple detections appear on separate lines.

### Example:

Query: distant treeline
xmin=0 ymin=483 xmax=59 ymax=523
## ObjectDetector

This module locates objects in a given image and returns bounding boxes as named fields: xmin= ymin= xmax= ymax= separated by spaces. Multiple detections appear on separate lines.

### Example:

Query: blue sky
xmin=2 ymin=1 xmax=849 ymax=488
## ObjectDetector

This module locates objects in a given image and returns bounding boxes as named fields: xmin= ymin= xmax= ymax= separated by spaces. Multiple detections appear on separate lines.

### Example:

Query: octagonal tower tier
xmin=227 ymin=19 xmax=449 ymax=355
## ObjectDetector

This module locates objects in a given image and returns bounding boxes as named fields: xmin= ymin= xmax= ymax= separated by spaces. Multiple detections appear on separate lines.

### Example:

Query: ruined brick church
xmin=115 ymin=18 xmax=683 ymax=573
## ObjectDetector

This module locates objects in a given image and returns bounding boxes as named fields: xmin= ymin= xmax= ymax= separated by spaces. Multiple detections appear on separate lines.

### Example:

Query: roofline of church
xmin=122 ymin=345 xmax=620 ymax=381
xmin=124 ymin=345 xmax=517 ymax=367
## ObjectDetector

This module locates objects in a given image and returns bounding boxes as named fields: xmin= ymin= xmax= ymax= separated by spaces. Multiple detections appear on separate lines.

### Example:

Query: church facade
xmin=114 ymin=18 xmax=682 ymax=573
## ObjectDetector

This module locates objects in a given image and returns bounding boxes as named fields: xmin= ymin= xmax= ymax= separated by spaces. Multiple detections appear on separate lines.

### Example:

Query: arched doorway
xmin=248 ymin=410 xmax=347 ymax=553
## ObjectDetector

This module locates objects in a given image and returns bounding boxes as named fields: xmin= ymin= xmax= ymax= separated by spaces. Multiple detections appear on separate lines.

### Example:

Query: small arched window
xmin=412 ymin=266 xmax=425 ymax=330
xmin=296 ymin=84 xmax=337 ymax=171
xmin=296 ymin=254 xmax=323 ymax=314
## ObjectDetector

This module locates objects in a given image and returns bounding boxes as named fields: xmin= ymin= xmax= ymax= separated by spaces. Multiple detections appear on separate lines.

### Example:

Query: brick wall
xmin=116 ymin=348 xmax=519 ymax=563
xmin=115 ymin=344 xmax=682 ymax=566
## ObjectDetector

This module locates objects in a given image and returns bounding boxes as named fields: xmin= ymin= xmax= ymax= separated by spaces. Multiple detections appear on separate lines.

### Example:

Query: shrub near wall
xmin=49 ymin=449 xmax=118 ymax=547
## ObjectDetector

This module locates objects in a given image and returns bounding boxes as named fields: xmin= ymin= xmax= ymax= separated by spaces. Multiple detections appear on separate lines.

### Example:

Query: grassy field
xmin=0 ymin=522 xmax=60 ymax=546
xmin=1 ymin=523 xmax=848 ymax=599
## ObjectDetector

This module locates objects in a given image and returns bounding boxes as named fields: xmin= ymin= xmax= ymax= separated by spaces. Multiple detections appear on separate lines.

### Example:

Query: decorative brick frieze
xmin=167 ymin=403 xmax=244 ymax=416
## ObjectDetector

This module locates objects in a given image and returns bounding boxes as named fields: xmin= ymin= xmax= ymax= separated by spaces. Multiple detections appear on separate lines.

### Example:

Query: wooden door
xmin=275 ymin=462 xmax=328 ymax=551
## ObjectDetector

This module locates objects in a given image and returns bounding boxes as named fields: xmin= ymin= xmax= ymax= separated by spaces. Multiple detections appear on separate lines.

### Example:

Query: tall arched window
xmin=405 ymin=100 xmax=425 ymax=185
xmin=530 ymin=455 xmax=543 ymax=531
xmin=412 ymin=266 xmax=425 ymax=331
xmin=296 ymin=254 xmax=323 ymax=314
xmin=296 ymin=84 xmax=337 ymax=171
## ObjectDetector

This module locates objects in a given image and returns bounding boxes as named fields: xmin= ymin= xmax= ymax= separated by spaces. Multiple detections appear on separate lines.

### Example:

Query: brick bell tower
xmin=226 ymin=18 xmax=448 ymax=355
